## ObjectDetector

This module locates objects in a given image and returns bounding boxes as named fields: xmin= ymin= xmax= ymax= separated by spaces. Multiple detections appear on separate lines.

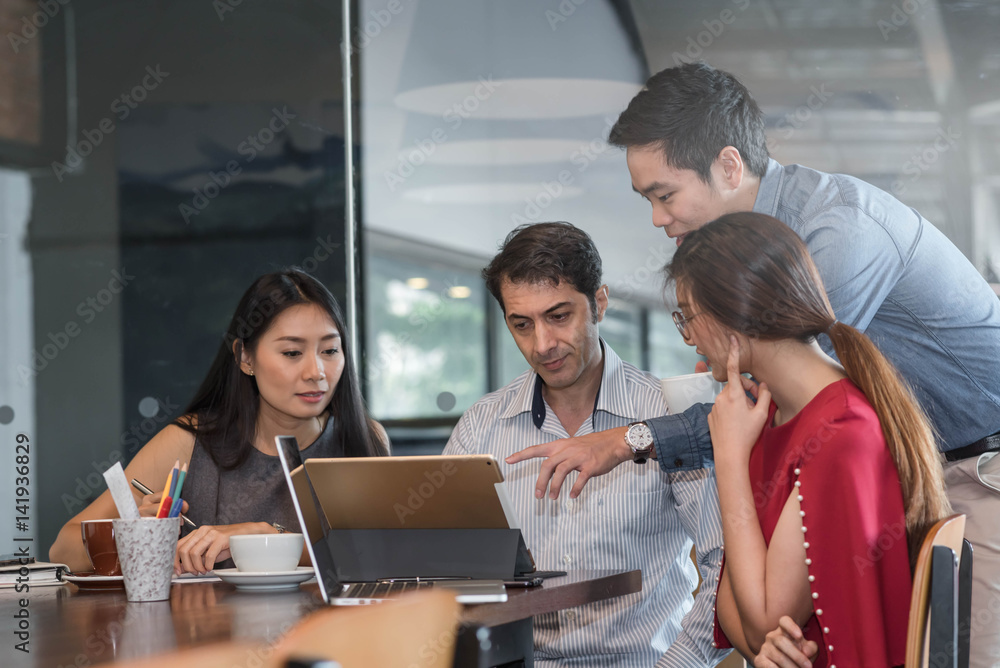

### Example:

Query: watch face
xmin=628 ymin=423 xmax=653 ymax=451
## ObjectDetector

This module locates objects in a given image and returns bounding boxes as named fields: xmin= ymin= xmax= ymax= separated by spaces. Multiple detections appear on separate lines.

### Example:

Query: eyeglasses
xmin=671 ymin=310 xmax=702 ymax=338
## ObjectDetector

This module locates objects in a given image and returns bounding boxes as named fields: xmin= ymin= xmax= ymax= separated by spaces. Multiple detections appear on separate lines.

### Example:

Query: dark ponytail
xmin=826 ymin=322 xmax=950 ymax=562
xmin=668 ymin=212 xmax=950 ymax=565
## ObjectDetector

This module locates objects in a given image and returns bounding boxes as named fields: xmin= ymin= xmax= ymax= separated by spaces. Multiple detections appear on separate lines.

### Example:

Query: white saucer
xmin=212 ymin=567 xmax=315 ymax=591
xmin=63 ymin=573 xmax=124 ymax=590
xmin=64 ymin=572 xmax=223 ymax=591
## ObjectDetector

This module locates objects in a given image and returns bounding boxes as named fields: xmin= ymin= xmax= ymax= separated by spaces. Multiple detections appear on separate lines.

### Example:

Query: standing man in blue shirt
xmin=445 ymin=222 xmax=729 ymax=667
xmin=508 ymin=63 xmax=1000 ymax=665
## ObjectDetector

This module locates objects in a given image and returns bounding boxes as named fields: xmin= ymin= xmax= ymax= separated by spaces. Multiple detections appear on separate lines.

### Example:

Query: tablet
xmin=300 ymin=455 xmax=517 ymax=530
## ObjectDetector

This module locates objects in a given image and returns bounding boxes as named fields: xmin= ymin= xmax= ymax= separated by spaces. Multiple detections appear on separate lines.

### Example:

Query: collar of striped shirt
xmin=498 ymin=340 xmax=641 ymax=430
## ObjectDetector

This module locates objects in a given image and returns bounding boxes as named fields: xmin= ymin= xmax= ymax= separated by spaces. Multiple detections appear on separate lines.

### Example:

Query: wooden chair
xmin=272 ymin=588 xmax=461 ymax=668
xmin=905 ymin=514 xmax=973 ymax=668
xmin=113 ymin=589 xmax=461 ymax=668
xmin=109 ymin=642 xmax=272 ymax=668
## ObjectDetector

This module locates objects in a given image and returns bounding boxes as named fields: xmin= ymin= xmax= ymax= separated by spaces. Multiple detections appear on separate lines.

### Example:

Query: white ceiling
xmin=360 ymin=0 xmax=1000 ymax=302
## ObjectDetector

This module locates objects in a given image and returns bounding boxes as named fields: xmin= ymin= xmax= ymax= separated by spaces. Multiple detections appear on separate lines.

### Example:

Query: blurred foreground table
xmin=0 ymin=569 xmax=640 ymax=668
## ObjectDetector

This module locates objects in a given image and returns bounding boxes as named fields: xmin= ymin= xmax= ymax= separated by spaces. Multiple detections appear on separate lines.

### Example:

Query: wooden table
xmin=0 ymin=570 xmax=641 ymax=668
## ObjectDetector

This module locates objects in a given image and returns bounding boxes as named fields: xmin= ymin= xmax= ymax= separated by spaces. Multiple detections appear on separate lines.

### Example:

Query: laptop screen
xmin=275 ymin=435 xmax=339 ymax=603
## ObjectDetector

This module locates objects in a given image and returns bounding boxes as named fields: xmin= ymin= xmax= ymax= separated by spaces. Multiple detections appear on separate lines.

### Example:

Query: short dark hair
xmin=483 ymin=222 xmax=602 ymax=318
xmin=608 ymin=62 xmax=769 ymax=182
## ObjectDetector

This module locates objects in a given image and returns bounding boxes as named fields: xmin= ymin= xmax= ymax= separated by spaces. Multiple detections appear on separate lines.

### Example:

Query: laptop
xmin=275 ymin=435 xmax=510 ymax=605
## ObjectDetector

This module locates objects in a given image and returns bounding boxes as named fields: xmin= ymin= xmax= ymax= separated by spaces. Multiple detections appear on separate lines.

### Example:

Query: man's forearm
xmin=647 ymin=403 xmax=714 ymax=472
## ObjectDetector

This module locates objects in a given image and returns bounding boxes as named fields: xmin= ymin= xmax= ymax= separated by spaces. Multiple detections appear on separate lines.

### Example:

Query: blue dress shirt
xmin=650 ymin=158 xmax=1000 ymax=469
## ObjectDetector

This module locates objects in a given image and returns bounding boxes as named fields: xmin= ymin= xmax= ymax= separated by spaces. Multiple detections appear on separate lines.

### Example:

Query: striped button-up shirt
xmin=444 ymin=343 xmax=729 ymax=667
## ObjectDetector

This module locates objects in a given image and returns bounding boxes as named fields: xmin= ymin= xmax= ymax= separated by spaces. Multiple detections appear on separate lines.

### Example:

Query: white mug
xmin=660 ymin=371 xmax=723 ymax=414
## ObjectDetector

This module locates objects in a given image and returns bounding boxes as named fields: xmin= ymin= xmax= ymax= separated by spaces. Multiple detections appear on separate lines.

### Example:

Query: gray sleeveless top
xmin=181 ymin=417 xmax=342 ymax=568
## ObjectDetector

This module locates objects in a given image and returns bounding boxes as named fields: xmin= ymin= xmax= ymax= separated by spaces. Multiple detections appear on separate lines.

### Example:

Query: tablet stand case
xmin=302 ymin=479 xmax=536 ymax=581
xmin=322 ymin=528 xmax=531 ymax=581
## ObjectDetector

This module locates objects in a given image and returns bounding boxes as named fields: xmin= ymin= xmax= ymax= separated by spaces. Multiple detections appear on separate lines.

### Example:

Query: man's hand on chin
xmin=505 ymin=426 xmax=636 ymax=499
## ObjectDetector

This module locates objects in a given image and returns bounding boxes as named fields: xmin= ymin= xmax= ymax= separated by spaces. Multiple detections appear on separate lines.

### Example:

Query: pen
xmin=131 ymin=478 xmax=197 ymax=529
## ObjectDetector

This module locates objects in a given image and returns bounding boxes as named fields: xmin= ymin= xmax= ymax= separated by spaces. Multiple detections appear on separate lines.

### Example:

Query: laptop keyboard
xmin=344 ymin=581 xmax=434 ymax=599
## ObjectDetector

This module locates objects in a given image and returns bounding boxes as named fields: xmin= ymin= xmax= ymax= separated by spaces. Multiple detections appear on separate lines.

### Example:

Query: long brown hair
xmin=668 ymin=212 xmax=950 ymax=562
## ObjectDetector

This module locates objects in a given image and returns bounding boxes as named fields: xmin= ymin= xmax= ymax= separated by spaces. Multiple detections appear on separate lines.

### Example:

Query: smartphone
xmin=526 ymin=570 xmax=567 ymax=579
xmin=503 ymin=576 xmax=544 ymax=588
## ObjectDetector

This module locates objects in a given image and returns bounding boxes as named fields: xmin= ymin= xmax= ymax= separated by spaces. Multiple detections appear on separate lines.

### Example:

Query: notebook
xmin=275 ymin=436 xmax=510 ymax=606
xmin=0 ymin=560 xmax=68 ymax=588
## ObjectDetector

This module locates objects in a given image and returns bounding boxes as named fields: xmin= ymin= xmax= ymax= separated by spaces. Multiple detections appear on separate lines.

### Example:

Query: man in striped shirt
xmin=444 ymin=222 xmax=729 ymax=667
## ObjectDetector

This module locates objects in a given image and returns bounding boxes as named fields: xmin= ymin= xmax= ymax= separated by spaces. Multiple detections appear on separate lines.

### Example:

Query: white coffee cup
xmin=229 ymin=533 xmax=304 ymax=573
xmin=660 ymin=371 xmax=724 ymax=414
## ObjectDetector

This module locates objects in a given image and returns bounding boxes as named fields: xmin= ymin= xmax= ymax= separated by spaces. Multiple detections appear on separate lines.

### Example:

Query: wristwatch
xmin=624 ymin=421 xmax=654 ymax=464
xmin=272 ymin=522 xmax=288 ymax=534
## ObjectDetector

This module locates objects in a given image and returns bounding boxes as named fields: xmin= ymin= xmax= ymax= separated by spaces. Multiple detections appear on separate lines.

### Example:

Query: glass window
xmin=602 ymin=300 xmax=643 ymax=369
xmin=648 ymin=310 xmax=704 ymax=380
xmin=494 ymin=302 xmax=531 ymax=390
xmin=365 ymin=235 xmax=488 ymax=419
xmin=1 ymin=0 xmax=349 ymax=556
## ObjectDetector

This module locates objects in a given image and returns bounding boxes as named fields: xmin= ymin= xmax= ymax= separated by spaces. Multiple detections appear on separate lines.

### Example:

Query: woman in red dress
xmin=667 ymin=212 xmax=951 ymax=667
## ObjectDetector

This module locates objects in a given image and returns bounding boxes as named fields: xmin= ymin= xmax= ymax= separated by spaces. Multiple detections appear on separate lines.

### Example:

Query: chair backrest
xmin=111 ymin=642 xmax=270 ymax=668
xmin=112 ymin=589 xmax=462 ymax=668
xmin=905 ymin=513 xmax=966 ymax=668
xmin=273 ymin=589 xmax=462 ymax=668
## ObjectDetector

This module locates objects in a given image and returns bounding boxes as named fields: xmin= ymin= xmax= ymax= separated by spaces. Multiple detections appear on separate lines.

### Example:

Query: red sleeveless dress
xmin=713 ymin=379 xmax=911 ymax=667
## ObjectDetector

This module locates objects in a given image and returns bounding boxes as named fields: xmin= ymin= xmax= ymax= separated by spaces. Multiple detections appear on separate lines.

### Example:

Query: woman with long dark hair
xmin=667 ymin=213 xmax=949 ymax=667
xmin=51 ymin=269 xmax=387 ymax=574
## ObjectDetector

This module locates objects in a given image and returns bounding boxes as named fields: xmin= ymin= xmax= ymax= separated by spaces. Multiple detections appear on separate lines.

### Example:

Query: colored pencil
xmin=157 ymin=495 xmax=173 ymax=518
xmin=155 ymin=460 xmax=179 ymax=518
xmin=168 ymin=463 xmax=188 ymax=519
xmin=168 ymin=496 xmax=183 ymax=519
xmin=173 ymin=462 xmax=188 ymax=500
